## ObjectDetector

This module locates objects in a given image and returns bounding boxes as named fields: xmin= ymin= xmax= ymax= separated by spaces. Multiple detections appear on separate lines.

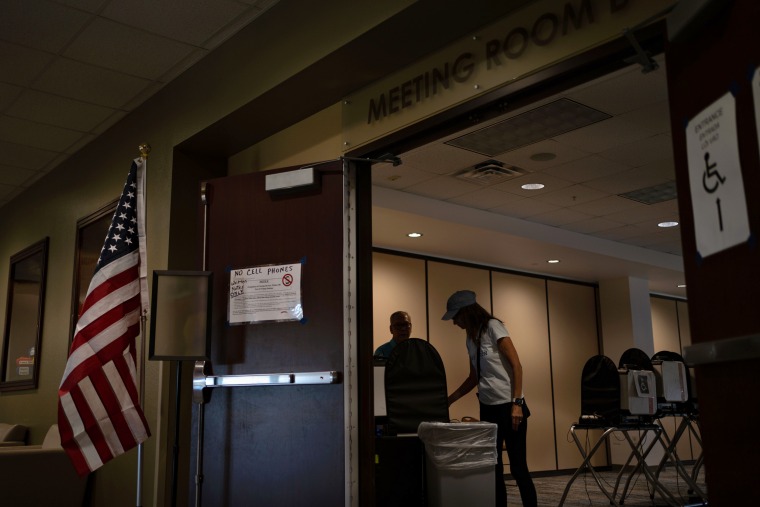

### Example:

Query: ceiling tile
xmin=598 ymin=133 xmax=674 ymax=168
xmin=595 ymin=224 xmax=651 ymax=241
xmin=491 ymin=139 xmax=589 ymax=173
xmin=542 ymin=154 xmax=630 ymax=183
xmin=568 ymin=195 xmax=644 ymax=216
xmin=158 ymin=48 xmax=209 ymax=83
xmin=121 ymin=81 xmax=167 ymax=110
xmin=0 ymin=82 xmax=23 ymax=111
xmin=0 ymin=0 xmax=93 ymax=53
xmin=203 ymin=7 xmax=274 ymax=48
xmin=405 ymin=175 xmax=482 ymax=200
xmin=8 ymin=90 xmax=115 ymax=131
xmin=0 ymin=140 xmax=59 ymax=171
xmin=0 ymin=41 xmax=56 ymax=87
xmin=55 ymin=0 xmax=110 ymax=12
xmin=239 ymin=0 xmax=279 ymax=6
xmin=0 ymin=183 xmax=17 ymax=200
xmin=490 ymin=198 xmax=559 ymax=218
xmin=63 ymin=18 xmax=196 ymax=80
xmin=566 ymin=56 xmax=668 ymax=115
xmin=92 ymin=110 xmax=128 ymax=136
xmin=491 ymin=172 xmax=573 ymax=195
xmin=371 ymin=164 xmax=437 ymax=190
xmin=625 ymin=232 xmax=678 ymax=249
xmin=102 ymin=0 xmax=250 ymax=47
xmin=562 ymin=217 xmax=625 ymax=234
xmin=448 ymin=187 xmax=523 ymax=210
xmin=585 ymin=161 xmax=674 ymax=195
xmin=529 ymin=208 xmax=593 ymax=227
xmin=34 ymin=58 xmax=153 ymax=108
xmin=400 ymin=143 xmax=487 ymax=176
xmin=0 ymin=115 xmax=83 ymax=151
xmin=533 ymin=183 xmax=609 ymax=207
xmin=0 ymin=164 xmax=38 ymax=186
xmin=617 ymin=100 xmax=672 ymax=135
xmin=605 ymin=203 xmax=678 ymax=226
xmin=555 ymin=115 xmax=655 ymax=154
xmin=649 ymin=198 xmax=680 ymax=215
xmin=65 ymin=133 xmax=98 ymax=155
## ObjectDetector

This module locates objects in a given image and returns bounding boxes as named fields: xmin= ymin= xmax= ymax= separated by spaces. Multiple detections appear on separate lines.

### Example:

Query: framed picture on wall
xmin=69 ymin=199 xmax=118 ymax=345
xmin=1 ymin=238 xmax=49 ymax=391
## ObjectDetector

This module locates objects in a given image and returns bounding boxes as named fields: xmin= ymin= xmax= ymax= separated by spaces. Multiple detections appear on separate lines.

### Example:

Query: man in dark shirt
xmin=374 ymin=311 xmax=412 ymax=359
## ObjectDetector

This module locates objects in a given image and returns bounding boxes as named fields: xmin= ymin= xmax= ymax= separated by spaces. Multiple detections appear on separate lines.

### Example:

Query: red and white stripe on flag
xmin=58 ymin=158 xmax=150 ymax=476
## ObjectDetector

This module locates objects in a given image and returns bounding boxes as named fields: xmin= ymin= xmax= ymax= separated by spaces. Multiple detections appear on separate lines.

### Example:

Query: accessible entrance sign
xmin=686 ymin=92 xmax=750 ymax=258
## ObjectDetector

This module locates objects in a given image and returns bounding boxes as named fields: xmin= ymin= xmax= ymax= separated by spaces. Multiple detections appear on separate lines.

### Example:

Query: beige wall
xmin=228 ymin=104 xmax=343 ymax=175
xmin=372 ymin=252 xmax=428 ymax=349
xmin=373 ymin=252 xmax=694 ymax=473
xmin=547 ymin=280 xmax=604 ymax=469
xmin=427 ymin=261 xmax=491 ymax=424
xmin=492 ymin=272 xmax=554 ymax=472
xmin=373 ymin=252 xmax=603 ymax=472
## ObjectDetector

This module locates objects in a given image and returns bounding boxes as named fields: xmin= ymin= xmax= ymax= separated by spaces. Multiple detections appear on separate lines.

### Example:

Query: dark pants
xmin=480 ymin=401 xmax=538 ymax=507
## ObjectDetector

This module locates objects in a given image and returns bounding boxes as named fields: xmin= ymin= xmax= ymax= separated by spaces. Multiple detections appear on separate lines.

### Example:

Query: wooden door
xmin=189 ymin=160 xmax=358 ymax=507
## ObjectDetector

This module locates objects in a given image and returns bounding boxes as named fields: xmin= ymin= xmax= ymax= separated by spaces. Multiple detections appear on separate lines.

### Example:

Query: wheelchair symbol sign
xmin=701 ymin=152 xmax=726 ymax=194
xmin=686 ymin=92 xmax=749 ymax=258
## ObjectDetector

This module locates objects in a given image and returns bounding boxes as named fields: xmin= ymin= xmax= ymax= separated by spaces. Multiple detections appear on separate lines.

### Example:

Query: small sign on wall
xmin=686 ymin=92 xmax=750 ymax=258
xmin=228 ymin=262 xmax=304 ymax=324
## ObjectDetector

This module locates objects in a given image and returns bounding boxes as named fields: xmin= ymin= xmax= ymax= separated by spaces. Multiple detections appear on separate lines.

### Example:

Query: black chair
xmin=619 ymin=347 xmax=654 ymax=372
xmin=579 ymin=354 xmax=621 ymax=427
xmin=376 ymin=338 xmax=449 ymax=507
xmin=384 ymin=338 xmax=449 ymax=435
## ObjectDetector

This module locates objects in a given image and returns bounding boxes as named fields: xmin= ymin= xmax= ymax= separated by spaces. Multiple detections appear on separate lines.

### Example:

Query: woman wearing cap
xmin=444 ymin=290 xmax=537 ymax=507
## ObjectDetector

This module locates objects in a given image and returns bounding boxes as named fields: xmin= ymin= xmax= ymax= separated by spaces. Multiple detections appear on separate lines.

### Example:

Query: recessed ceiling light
xmin=530 ymin=152 xmax=557 ymax=162
xmin=658 ymin=221 xmax=679 ymax=228
xmin=521 ymin=183 xmax=545 ymax=190
xmin=547 ymin=259 xmax=560 ymax=264
xmin=407 ymin=232 xmax=423 ymax=238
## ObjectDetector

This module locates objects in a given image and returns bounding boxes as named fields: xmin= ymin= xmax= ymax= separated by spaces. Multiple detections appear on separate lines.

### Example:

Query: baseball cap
xmin=442 ymin=290 xmax=477 ymax=320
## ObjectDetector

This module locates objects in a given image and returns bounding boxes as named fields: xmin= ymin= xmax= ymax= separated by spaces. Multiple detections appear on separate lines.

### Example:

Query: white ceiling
xmin=371 ymin=53 xmax=687 ymax=297
xmin=0 ymin=1 xmax=686 ymax=297
xmin=0 ymin=0 xmax=277 ymax=206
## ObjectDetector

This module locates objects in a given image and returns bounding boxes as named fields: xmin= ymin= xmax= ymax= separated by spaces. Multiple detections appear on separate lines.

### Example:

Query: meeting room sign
xmin=342 ymin=0 xmax=665 ymax=150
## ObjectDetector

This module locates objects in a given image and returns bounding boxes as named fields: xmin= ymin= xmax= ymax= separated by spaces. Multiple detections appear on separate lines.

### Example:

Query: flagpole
xmin=137 ymin=312 xmax=147 ymax=507
xmin=136 ymin=143 xmax=150 ymax=507
xmin=194 ymin=182 xmax=210 ymax=507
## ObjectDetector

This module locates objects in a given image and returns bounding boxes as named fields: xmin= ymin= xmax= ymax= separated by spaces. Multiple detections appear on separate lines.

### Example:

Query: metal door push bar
xmin=193 ymin=360 xmax=340 ymax=403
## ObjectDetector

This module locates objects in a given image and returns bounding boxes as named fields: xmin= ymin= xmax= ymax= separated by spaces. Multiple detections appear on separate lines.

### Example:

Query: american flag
xmin=58 ymin=158 xmax=151 ymax=476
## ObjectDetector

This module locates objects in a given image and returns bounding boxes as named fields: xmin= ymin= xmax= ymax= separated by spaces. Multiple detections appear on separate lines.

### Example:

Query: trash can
xmin=418 ymin=421 xmax=498 ymax=507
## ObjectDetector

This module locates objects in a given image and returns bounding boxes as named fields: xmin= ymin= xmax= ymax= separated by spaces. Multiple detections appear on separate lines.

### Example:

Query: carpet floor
xmin=504 ymin=464 xmax=706 ymax=506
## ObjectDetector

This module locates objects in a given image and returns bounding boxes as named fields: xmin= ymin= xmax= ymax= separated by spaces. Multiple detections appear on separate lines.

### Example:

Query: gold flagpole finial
xmin=138 ymin=143 xmax=151 ymax=159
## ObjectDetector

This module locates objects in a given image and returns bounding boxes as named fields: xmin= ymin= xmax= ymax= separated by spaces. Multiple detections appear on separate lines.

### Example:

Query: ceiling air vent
xmin=619 ymin=181 xmax=677 ymax=204
xmin=455 ymin=160 xmax=524 ymax=185
xmin=446 ymin=98 xmax=611 ymax=156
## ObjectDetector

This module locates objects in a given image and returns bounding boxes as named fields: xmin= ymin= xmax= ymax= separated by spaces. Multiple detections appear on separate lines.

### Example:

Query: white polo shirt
xmin=466 ymin=319 xmax=515 ymax=405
